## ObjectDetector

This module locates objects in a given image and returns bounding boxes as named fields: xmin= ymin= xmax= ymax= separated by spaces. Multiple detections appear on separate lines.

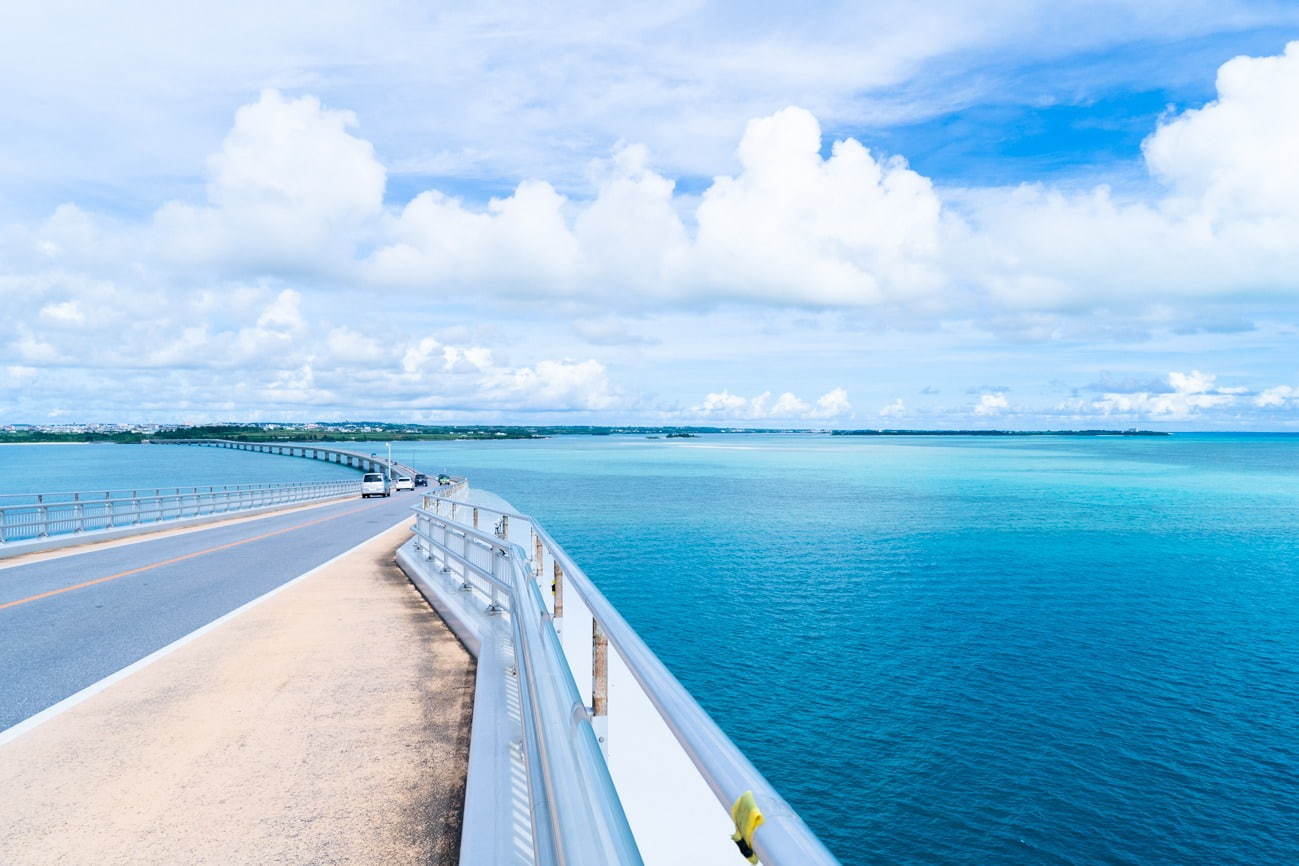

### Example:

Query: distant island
xmin=0 ymin=422 xmax=1169 ymax=445
xmin=0 ymin=422 xmax=738 ymax=444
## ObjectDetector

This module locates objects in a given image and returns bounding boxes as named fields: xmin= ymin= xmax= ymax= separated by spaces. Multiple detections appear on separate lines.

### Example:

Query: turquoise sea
xmin=4 ymin=434 xmax=1298 ymax=864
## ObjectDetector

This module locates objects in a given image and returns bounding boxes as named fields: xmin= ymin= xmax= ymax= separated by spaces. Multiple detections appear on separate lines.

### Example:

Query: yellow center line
xmin=0 ymin=499 xmax=395 ymax=612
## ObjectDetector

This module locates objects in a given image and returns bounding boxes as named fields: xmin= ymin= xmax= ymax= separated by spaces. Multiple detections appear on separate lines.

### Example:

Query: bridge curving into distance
xmin=163 ymin=438 xmax=425 ymax=480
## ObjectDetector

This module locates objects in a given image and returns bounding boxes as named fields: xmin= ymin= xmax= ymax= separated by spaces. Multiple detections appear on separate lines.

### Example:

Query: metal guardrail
xmin=412 ymin=494 xmax=840 ymax=866
xmin=0 ymin=479 xmax=360 ymax=545
xmin=411 ymin=504 xmax=641 ymax=866
xmin=0 ymin=481 xmax=345 ymax=506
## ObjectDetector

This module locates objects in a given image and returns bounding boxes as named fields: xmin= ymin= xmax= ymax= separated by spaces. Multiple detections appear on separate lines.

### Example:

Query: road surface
xmin=0 ymin=511 xmax=474 ymax=864
xmin=0 ymin=489 xmax=422 ymax=732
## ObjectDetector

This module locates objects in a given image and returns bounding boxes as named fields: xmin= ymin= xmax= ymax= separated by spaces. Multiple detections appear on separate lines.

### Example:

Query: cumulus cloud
xmin=692 ymin=108 xmax=942 ymax=306
xmin=1084 ymin=370 xmax=1240 ymax=420
xmin=153 ymin=90 xmax=385 ymax=272
xmin=879 ymin=398 xmax=906 ymax=417
xmin=367 ymin=108 xmax=941 ymax=306
xmin=6 ymin=41 xmax=1299 ymax=423
xmin=1254 ymin=385 xmax=1298 ymax=408
xmin=690 ymin=387 xmax=851 ymax=421
xmin=963 ymin=41 xmax=1299 ymax=316
xmin=973 ymin=393 xmax=1009 ymax=416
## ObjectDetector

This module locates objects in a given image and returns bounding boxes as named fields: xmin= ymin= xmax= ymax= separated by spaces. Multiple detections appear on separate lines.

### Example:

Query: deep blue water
xmin=5 ymin=434 xmax=1299 ymax=864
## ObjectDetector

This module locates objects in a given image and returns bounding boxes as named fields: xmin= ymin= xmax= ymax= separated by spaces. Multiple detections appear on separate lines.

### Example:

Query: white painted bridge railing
xmin=0 ymin=481 xmax=348 ymax=507
xmin=411 ymin=493 xmax=839 ymax=866
xmin=0 ymin=479 xmax=360 ymax=545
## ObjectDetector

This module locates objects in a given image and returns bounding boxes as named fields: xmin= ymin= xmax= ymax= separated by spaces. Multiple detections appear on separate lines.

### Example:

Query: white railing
xmin=411 ymin=494 xmax=839 ymax=866
xmin=0 ymin=479 xmax=360 ymax=544
xmin=0 ymin=481 xmax=347 ymax=506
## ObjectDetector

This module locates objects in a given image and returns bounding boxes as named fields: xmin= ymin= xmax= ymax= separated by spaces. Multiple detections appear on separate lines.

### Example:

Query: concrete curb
xmin=395 ymin=538 xmax=530 ymax=866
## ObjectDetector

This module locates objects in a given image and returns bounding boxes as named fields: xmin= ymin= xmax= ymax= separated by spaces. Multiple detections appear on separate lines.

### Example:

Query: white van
xmin=361 ymin=472 xmax=390 ymax=498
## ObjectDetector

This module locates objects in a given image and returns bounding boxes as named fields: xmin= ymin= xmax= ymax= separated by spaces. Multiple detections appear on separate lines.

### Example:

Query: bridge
xmin=164 ymin=437 xmax=424 ymax=479
xmin=0 ymin=447 xmax=838 ymax=864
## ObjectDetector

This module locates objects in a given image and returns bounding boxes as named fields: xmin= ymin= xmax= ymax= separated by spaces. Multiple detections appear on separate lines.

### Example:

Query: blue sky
xmin=2 ymin=1 xmax=1299 ymax=429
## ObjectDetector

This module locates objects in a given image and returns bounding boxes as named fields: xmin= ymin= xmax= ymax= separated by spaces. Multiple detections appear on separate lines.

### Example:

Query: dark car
xmin=414 ymin=473 xmax=428 ymax=487
xmin=436 ymin=473 xmax=452 ymax=485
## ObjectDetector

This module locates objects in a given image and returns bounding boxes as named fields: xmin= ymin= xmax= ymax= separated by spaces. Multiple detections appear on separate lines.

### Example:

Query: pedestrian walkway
xmin=0 ymin=518 xmax=474 ymax=865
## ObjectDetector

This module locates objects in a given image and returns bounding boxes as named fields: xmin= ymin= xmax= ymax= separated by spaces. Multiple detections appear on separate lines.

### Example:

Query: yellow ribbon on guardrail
xmin=730 ymin=790 xmax=764 ymax=863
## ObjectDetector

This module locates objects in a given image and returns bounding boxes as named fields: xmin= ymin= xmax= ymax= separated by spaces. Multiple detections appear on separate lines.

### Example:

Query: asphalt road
xmin=0 ymin=490 xmax=421 ymax=732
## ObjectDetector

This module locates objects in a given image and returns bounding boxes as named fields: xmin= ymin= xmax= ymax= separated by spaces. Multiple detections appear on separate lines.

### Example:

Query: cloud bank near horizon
xmin=3 ymin=36 xmax=1299 ymax=426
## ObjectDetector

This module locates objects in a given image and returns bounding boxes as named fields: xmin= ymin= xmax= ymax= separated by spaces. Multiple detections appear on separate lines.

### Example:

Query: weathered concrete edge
xmin=397 ymin=540 xmax=484 ymax=657
xmin=396 ymin=539 xmax=523 ymax=866
xmin=0 ymin=494 xmax=354 ymax=561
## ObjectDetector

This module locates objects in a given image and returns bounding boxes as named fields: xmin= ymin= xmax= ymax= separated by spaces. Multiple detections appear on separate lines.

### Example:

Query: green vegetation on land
xmin=0 ymin=423 xmax=1168 ymax=444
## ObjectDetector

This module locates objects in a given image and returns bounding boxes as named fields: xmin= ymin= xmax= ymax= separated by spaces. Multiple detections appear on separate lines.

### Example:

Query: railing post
xmin=473 ymin=507 xmax=479 ymax=529
xmin=461 ymin=531 xmax=472 ymax=588
xmin=593 ymin=619 xmax=609 ymax=753
xmin=553 ymin=561 xmax=564 ymax=628
xmin=533 ymin=529 xmax=543 ymax=576
xmin=487 ymin=548 xmax=504 ymax=613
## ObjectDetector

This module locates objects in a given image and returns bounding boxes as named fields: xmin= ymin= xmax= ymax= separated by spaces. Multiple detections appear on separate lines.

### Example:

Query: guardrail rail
xmin=410 ymin=493 xmax=840 ymax=866
xmin=0 ymin=479 xmax=360 ymax=545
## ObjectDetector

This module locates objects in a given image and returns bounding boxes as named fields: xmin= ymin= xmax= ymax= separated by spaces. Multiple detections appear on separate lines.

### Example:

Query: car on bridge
xmin=361 ymin=473 xmax=390 ymax=498
xmin=394 ymin=476 xmax=415 ymax=491
xmin=414 ymin=473 xmax=428 ymax=487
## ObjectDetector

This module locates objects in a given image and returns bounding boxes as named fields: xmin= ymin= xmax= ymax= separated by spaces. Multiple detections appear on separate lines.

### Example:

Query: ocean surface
xmin=5 ymin=434 xmax=1298 ymax=864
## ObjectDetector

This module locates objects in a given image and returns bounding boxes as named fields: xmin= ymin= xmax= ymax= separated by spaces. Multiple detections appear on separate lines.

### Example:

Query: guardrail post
xmin=533 ymin=529 xmax=543 ymax=576
xmin=38 ymin=505 xmax=49 ymax=538
xmin=552 ymin=561 xmax=564 ymax=629
xmin=472 ymin=507 xmax=479 ymax=529
xmin=487 ymin=548 xmax=504 ymax=613
xmin=74 ymin=502 xmax=85 ymax=533
xmin=593 ymin=620 xmax=609 ymax=754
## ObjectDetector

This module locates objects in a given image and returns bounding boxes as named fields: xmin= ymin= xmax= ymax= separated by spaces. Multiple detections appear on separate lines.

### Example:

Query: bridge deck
xmin=0 ymin=517 xmax=474 ymax=864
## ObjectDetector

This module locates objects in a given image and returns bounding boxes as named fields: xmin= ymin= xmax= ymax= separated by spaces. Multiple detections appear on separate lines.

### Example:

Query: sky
xmin=2 ymin=1 xmax=1299 ymax=430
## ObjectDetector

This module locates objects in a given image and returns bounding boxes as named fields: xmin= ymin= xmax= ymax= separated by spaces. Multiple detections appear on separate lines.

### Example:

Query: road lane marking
xmin=0 ymin=520 xmax=411 ymax=748
xmin=0 ymin=499 xmax=395 ymax=611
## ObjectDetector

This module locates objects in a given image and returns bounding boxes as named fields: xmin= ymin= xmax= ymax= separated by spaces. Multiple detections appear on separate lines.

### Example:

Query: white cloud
xmin=39 ymin=301 xmax=85 ymax=326
xmin=1088 ymin=370 xmax=1239 ymax=419
xmin=368 ymin=108 xmax=941 ymax=307
xmin=7 ymin=39 xmax=1299 ymax=423
xmin=963 ymin=41 xmax=1299 ymax=315
xmin=811 ymin=387 xmax=852 ymax=419
xmin=1144 ymin=42 xmax=1299 ymax=224
xmin=879 ymin=397 xmax=906 ymax=417
xmin=692 ymin=107 xmax=943 ymax=306
xmin=153 ymin=90 xmax=385 ymax=271
xmin=368 ymin=179 xmax=578 ymax=293
xmin=690 ymin=387 xmax=851 ymax=421
xmin=973 ymin=392 xmax=1009 ymax=416
xmin=1255 ymin=385 xmax=1298 ymax=408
